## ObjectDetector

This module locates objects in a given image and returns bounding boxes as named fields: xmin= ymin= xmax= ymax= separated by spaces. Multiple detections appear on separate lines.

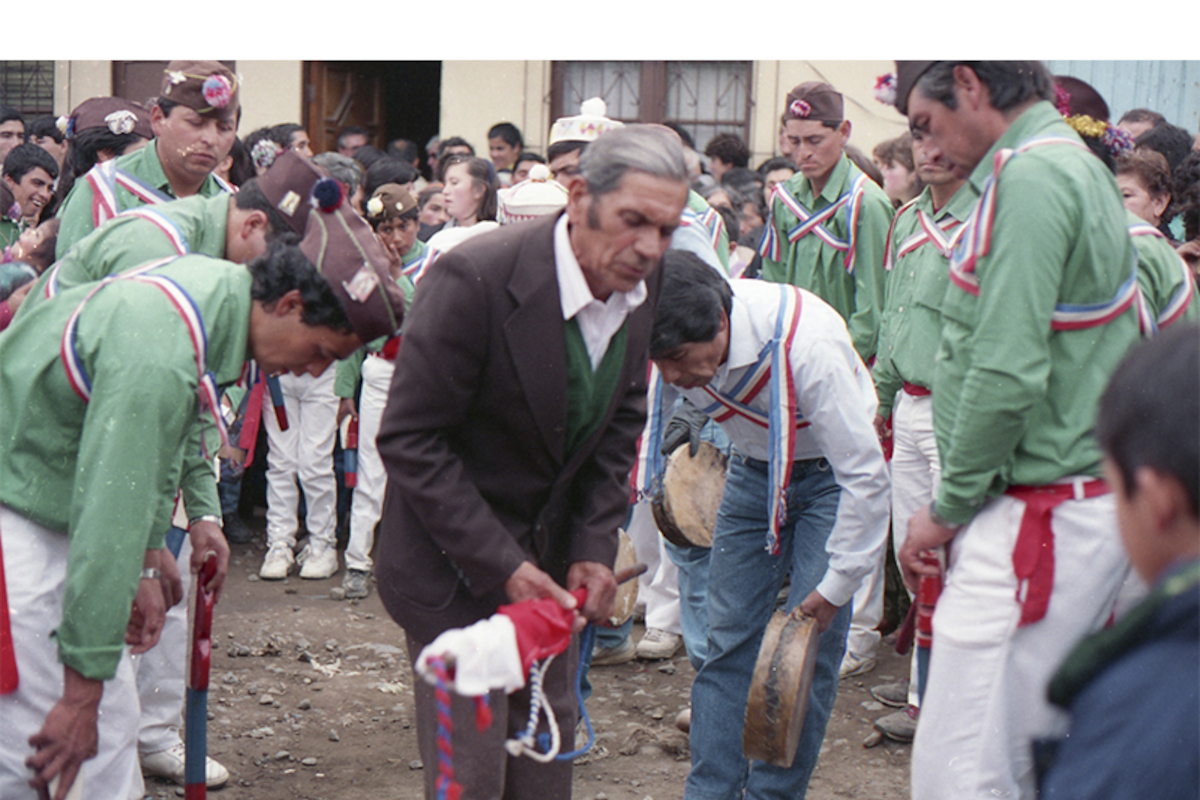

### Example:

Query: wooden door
xmin=304 ymin=62 xmax=385 ymax=154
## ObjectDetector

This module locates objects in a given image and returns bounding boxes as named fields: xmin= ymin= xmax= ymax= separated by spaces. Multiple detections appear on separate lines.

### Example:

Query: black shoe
xmin=223 ymin=515 xmax=256 ymax=544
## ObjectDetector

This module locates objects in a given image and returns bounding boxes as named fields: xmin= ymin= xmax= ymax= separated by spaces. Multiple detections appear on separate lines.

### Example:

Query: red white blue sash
xmin=681 ymin=203 xmax=727 ymax=258
xmin=84 ymin=159 xmax=175 ymax=229
xmin=60 ymin=259 xmax=230 ymax=458
xmin=884 ymin=206 xmax=964 ymax=272
xmin=697 ymin=285 xmax=806 ymax=555
xmin=630 ymin=365 xmax=668 ymax=502
xmin=1128 ymin=222 xmax=1196 ymax=336
xmin=948 ymin=136 xmax=1087 ymax=295
xmin=759 ymin=174 xmax=869 ymax=274
xmin=402 ymin=245 xmax=439 ymax=286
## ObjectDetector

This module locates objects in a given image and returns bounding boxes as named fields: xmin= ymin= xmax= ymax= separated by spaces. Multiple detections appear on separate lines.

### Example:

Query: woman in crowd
xmin=1117 ymin=149 xmax=1174 ymax=232
xmin=488 ymin=122 xmax=523 ymax=187
xmin=426 ymin=154 xmax=499 ymax=252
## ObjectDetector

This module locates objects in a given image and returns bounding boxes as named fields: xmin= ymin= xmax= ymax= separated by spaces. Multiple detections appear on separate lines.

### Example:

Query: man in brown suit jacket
xmin=374 ymin=125 xmax=690 ymax=799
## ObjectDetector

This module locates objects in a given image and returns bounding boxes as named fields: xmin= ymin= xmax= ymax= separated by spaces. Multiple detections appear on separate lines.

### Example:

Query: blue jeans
xmin=684 ymin=454 xmax=851 ymax=800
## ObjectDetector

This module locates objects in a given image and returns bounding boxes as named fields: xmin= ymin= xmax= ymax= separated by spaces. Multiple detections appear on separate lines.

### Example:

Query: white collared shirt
xmin=677 ymin=280 xmax=890 ymax=607
xmin=554 ymin=214 xmax=647 ymax=370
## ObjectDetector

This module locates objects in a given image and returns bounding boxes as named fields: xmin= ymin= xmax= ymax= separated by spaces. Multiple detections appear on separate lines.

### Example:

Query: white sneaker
xmin=839 ymin=651 xmax=877 ymax=679
xmin=259 ymin=542 xmax=294 ymax=580
xmin=636 ymin=628 xmax=683 ymax=660
xmin=299 ymin=542 xmax=338 ymax=579
xmin=141 ymin=742 xmax=230 ymax=788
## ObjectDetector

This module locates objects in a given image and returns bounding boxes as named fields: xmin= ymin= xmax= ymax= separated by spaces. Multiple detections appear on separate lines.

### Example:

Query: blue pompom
xmin=312 ymin=177 xmax=344 ymax=212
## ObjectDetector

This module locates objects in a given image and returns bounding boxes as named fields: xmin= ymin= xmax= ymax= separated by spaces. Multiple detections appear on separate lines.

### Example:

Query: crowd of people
xmin=0 ymin=59 xmax=1197 ymax=800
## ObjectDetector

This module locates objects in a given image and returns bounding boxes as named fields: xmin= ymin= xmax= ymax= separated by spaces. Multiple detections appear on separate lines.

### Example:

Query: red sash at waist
xmin=0 ymin=514 xmax=18 ymax=694
xmin=1006 ymin=479 xmax=1109 ymax=627
xmin=902 ymin=382 xmax=931 ymax=397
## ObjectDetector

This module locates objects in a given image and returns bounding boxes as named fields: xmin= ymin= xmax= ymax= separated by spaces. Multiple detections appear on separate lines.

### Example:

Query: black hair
xmin=386 ymin=138 xmax=420 ymax=165
xmin=3 ymin=142 xmax=59 ymax=181
xmin=68 ymin=126 xmax=147 ymax=178
xmin=1171 ymin=150 xmax=1200 ymax=242
xmin=417 ymin=183 xmax=443 ymax=209
xmin=704 ymin=132 xmax=750 ymax=169
xmin=225 ymin=136 xmax=254 ymax=187
xmin=757 ymin=156 xmax=796 ymax=176
xmin=664 ymin=123 xmax=695 ymax=151
xmin=1119 ymin=108 xmax=1167 ymax=128
xmin=721 ymin=166 xmax=764 ymax=195
xmin=364 ymin=158 xmax=418 ymax=202
xmin=546 ymin=139 xmax=587 ymax=164
xmin=515 ymin=151 xmax=546 ymax=166
xmin=0 ymin=105 xmax=24 ymax=128
xmin=650 ymin=249 xmax=734 ymax=358
xmin=1096 ymin=322 xmax=1198 ymax=516
xmin=439 ymin=136 xmax=475 ymax=155
xmin=337 ymin=125 xmax=369 ymax=149
xmin=269 ymin=123 xmax=304 ymax=150
xmin=28 ymin=116 xmax=64 ymax=144
xmin=487 ymin=122 xmax=523 ymax=149
xmin=234 ymin=177 xmax=298 ymax=239
xmin=713 ymin=202 xmax=740 ymax=240
xmin=844 ymin=145 xmax=882 ymax=187
xmin=352 ymin=145 xmax=388 ymax=172
xmin=1136 ymin=123 xmax=1193 ymax=174
xmin=916 ymin=61 xmax=1054 ymax=113
xmin=247 ymin=240 xmax=352 ymax=334
xmin=20 ymin=217 xmax=60 ymax=272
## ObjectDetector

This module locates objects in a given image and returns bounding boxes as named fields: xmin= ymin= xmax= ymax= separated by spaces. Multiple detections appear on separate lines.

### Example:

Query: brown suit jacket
xmin=374 ymin=212 xmax=658 ymax=643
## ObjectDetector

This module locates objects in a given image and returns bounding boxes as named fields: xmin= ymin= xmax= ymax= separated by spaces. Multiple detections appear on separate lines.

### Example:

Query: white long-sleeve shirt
xmin=678 ymin=279 xmax=890 ymax=607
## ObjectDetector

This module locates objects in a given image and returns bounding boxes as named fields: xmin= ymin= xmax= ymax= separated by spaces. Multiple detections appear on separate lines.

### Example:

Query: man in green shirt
xmin=1 ymin=144 xmax=58 ymax=249
xmin=56 ymin=60 xmax=239 ymax=258
xmin=0 ymin=204 xmax=404 ymax=800
xmin=865 ymin=128 xmax=975 ymax=742
xmin=758 ymin=81 xmax=894 ymax=363
xmin=893 ymin=61 xmax=1142 ymax=800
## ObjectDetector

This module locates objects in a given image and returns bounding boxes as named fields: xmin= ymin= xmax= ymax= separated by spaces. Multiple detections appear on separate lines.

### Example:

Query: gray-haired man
xmin=375 ymin=125 xmax=689 ymax=800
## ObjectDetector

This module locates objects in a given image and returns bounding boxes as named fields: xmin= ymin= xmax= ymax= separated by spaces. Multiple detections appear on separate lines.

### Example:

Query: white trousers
xmin=264 ymin=370 xmax=339 ymax=548
xmin=345 ymin=356 xmax=393 ymax=572
xmin=0 ymin=506 xmax=143 ymax=800
xmin=132 ymin=532 xmax=191 ymax=759
xmin=910 ymin=488 xmax=1136 ymax=800
xmin=891 ymin=391 xmax=940 ymax=706
xmin=624 ymin=499 xmax=681 ymax=634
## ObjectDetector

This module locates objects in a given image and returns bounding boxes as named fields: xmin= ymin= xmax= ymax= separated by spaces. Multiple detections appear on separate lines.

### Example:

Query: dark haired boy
xmin=1039 ymin=322 xmax=1199 ymax=800
xmin=1 ymin=143 xmax=58 ymax=246
xmin=0 ymin=104 xmax=24 ymax=164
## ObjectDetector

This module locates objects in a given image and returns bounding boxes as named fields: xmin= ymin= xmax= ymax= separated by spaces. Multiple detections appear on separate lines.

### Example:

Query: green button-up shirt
xmin=932 ymin=101 xmax=1142 ymax=525
xmin=872 ymin=183 xmax=978 ymax=417
xmin=0 ymin=256 xmax=251 ymax=679
xmin=759 ymin=155 xmax=893 ymax=360
xmin=1129 ymin=210 xmax=1200 ymax=330
xmin=56 ymin=141 xmax=228 ymax=258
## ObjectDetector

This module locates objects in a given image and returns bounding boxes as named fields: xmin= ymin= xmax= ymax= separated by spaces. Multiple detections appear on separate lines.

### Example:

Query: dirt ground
xmin=143 ymin=530 xmax=912 ymax=800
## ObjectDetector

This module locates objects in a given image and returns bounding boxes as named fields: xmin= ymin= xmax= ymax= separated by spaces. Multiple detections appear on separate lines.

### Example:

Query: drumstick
xmin=614 ymin=563 xmax=648 ymax=585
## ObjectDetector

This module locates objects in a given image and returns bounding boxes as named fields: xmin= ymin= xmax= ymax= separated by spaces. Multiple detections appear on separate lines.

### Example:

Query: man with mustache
xmin=56 ymin=60 xmax=239 ymax=257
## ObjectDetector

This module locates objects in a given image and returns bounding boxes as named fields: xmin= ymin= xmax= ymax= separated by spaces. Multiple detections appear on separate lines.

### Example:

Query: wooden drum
xmin=605 ymin=528 xmax=640 ymax=628
xmin=650 ymin=441 xmax=729 ymax=548
xmin=742 ymin=608 xmax=820 ymax=768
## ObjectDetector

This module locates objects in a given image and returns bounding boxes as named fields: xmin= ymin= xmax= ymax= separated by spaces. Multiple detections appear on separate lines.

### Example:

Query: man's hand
xmin=504 ymin=560 xmax=578 ymax=615
xmin=337 ymin=398 xmax=358 ymax=427
xmin=26 ymin=665 xmax=103 ymax=800
xmin=188 ymin=519 xmax=230 ymax=603
xmin=898 ymin=505 xmax=958 ymax=592
xmin=797 ymin=590 xmax=841 ymax=633
xmin=873 ymin=413 xmax=892 ymax=441
xmin=661 ymin=398 xmax=709 ymax=457
xmin=126 ymin=549 xmax=180 ymax=653
xmin=566 ymin=561 xmax=617 ymax=632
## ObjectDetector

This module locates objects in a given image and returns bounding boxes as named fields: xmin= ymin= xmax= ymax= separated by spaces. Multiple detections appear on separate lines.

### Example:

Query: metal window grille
xmin=0 ymin=61 xmax=55 ymax=116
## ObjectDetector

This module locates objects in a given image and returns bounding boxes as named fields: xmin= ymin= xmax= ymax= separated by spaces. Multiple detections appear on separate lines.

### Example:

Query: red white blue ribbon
xmin=116 ymin=206 xmax=191 ymax=255
xmin=1128 ymin=221 xmax=1196 ymax=336
xmin=84 ymin=160 xmax=175 ymax=229
xmin=402 ymin=245 xmax=439 ymax=286
xmin=696 ymin=285 xmax=807 ymax=555
xmin=885 ymin=207 xmax=965 ymax=272
xmin=60 ymin=260 xmax=230 ymax=459
xmin=681 ymin=203 xmax=727 ymax=259
xmin=759 ymin=174 xmax=869 ymax=274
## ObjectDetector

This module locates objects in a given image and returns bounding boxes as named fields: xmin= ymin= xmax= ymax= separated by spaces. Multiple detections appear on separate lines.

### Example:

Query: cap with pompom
xmin=300 ymin=202 xmax=405 ymax=343
xmin=549 ymin=97 xmax=625 ymax=146
xmin=66 ymin=97 xmax=154 ymax=140
xmin=255 ymin=150 xmax=328 ymax=235
xmin=161 ymin=60 xmax=240 ymax=122
xmin=496 ymin=164 xmax=569 ymax=225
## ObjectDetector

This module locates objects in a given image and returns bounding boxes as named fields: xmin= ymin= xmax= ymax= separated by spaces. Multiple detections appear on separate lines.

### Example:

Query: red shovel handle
xmin=189 ymin=555 xmax=217 ymax=690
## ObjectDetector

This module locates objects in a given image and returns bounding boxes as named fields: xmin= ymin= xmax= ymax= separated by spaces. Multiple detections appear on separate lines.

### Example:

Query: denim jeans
xmin=684 ymin=454 xmax=851 ymax=800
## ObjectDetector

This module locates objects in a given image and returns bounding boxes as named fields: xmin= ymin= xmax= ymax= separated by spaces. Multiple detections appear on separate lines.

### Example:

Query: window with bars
xmin=551 ymin=61 xmax=753 ymax=153
xmin=0 ymin=61 xmax=55 ymax=116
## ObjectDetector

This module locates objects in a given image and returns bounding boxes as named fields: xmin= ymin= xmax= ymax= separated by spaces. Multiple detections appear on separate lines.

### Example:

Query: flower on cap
xmin=251 ymin=139 xmax=283 ymax=172
xmin=1103 ymin=124 xmax=1136 ymax=159
xmin=789 ymin=99 xmax=812 ymax=119
xmin=312 ymin=177 xmax=345 ymax=213
xmin=366 ymin=195 xmax=384 ymax=217
xmin=873 ymin=74 xmax=897 ymax=107
xmin=105 ymin=110 xmax=136 ymax=136
xmin=202 ymin=74 xmax=234 ymax=109
xmin=1055 ymin=84 xmax=1073 ymax=117
xmin=56 ymin=115 xmax=69 ymax=135
xmin=167 ymin=70 xmax=187 ymax=85
xmin=63 ymin=116 xmax=76 ymax=138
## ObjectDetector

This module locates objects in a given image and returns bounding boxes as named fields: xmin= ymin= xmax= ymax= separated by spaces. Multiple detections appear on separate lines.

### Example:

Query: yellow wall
xmin=237 ymin=61 xmax=304 ymax=134
xmin=440 ymin=61 xmax=553 ymax=156
xmin=59 ymin=62 xmax=112 ymax=115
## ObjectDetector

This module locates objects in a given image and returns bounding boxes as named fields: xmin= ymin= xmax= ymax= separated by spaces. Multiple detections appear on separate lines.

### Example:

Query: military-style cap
xmin=300 ymin=200 xmax=405 ymax=343
xmin=65 ymin=97 xmax=154 ymax=140
xmin=549 ymin=97 xmax=624 ymax=146
xmin=497 ymin=164 xmax=568 ymax=225
xmin=894 ymin=61 xmax=938 ymax=116
xmin=161 ymin=60 xmax=240 ymax=122
xmin=365 ymin=183 xmax=418 ymax=222
xmin=783 ymin=82 xmax=844 ymax=124
xmin=256 ymin=151 xmax=327 ymax=235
